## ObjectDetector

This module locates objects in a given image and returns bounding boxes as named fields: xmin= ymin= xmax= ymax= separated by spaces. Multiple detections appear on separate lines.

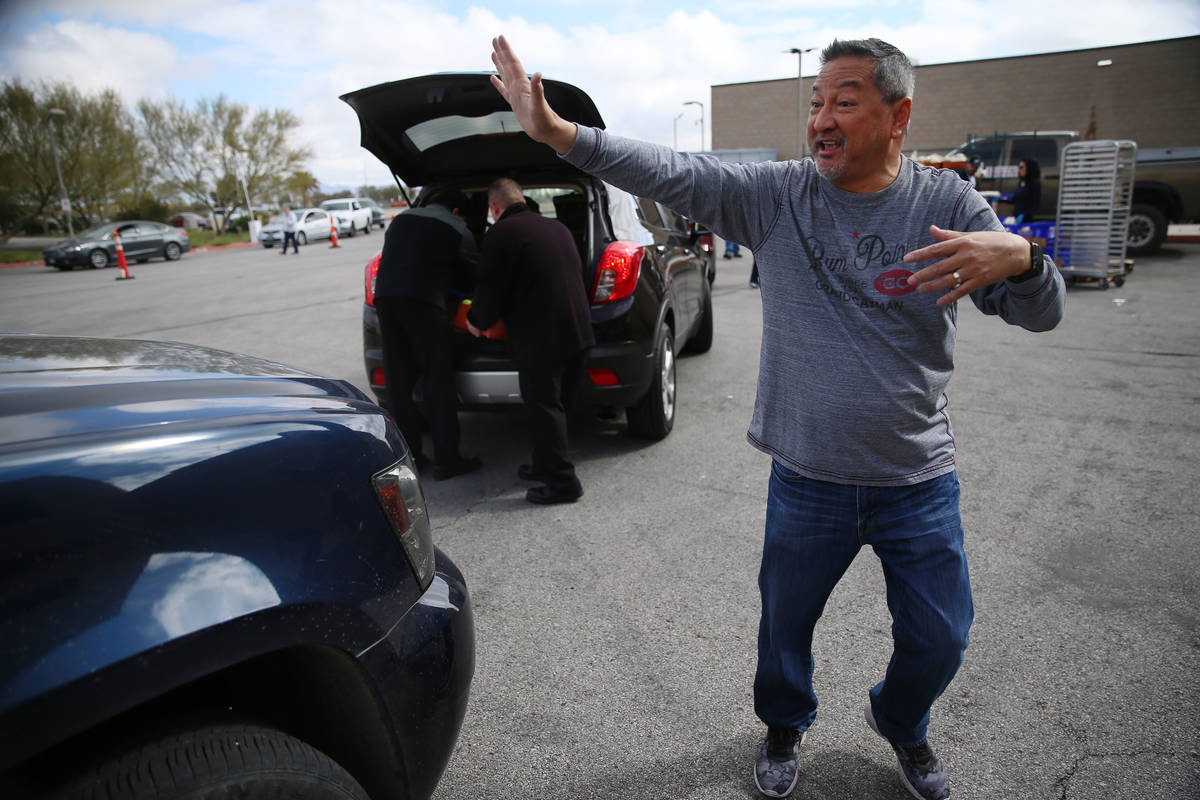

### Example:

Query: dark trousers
xmin=375 ymin=296 xmax=461 ymax=466
xmin=517 ymin=349 xmax=587 ymax=492
xmin=281 ymin=231 xmax=299 ymax=254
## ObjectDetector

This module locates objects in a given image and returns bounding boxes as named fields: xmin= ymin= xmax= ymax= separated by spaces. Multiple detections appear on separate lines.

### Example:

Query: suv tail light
xmin=372 ymin=453 xmax=435 ymax=589
xmin=364 ymin=253 xmax=380 ymax=307
xmin=591 ymin=241 xmax=642 ymax=304
xmin=697 ymin=231 xmax=713 ymax=253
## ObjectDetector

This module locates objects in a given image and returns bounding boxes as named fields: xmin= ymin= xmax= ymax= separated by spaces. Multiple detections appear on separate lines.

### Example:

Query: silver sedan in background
xmin=258 ymin=208 xmax=338 ymax=248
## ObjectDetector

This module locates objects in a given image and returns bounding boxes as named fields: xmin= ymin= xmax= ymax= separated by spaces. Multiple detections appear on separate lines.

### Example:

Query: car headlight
xmin=371 ymin=453 xmax=435 ymax=589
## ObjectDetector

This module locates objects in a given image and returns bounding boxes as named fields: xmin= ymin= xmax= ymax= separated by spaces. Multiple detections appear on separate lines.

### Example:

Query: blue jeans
xmin=754 ymin=462 xmax=973 ymax=746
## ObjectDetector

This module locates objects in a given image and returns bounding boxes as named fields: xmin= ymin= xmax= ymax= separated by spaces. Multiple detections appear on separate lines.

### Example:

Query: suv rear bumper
xmin=363 ymin=307 xmax=654 ymax=410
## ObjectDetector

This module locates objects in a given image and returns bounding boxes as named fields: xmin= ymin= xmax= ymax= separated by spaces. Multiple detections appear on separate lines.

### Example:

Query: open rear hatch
xmin=341 ymin=73 xmax=605 ymax=186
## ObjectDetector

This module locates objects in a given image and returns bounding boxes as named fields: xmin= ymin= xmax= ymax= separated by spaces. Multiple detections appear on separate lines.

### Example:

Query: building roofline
xmin=711 ymin=34 xmax=1199 ymax=89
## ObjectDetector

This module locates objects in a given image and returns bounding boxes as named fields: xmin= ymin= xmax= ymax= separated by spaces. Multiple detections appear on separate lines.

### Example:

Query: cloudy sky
xmin=2 ymin=0 xmax=1197 ymax=190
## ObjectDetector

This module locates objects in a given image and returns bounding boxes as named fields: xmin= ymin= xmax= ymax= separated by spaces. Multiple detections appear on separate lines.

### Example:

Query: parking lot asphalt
xmin=1 ymin=236 xmax=1197 ymax=799
xmin=425 ymin=245 xmax=1200 ymax=800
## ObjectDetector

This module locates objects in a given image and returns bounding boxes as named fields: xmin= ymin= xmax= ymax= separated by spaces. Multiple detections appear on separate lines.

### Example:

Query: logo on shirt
xmin=874 ymin=269 xmax=917 ymax=296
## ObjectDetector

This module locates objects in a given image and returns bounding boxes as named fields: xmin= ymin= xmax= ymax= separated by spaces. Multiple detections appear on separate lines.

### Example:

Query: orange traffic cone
xmin=113 ymin=228 xmax=134 ymax=280
xmin=329 ymin=217 xmax=340 ymax=248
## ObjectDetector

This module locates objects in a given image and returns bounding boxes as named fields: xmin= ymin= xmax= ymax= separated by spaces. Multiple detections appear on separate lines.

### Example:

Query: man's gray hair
xmin=819 ymin=38 xmax=915 ymax=104
xmin=488 ymin=177 xmax=524 ymax=208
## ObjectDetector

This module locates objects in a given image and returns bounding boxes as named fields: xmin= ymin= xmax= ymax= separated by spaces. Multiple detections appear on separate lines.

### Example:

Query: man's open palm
xmin=490 ymin=35 xmax=577 ymax=153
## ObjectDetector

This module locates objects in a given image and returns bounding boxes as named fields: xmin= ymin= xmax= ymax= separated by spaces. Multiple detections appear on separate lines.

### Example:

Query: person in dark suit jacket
xmin=466 ymin=178 xmax=595 ymax=504
xmin=376 ymin=189 xmax=481 ymax=480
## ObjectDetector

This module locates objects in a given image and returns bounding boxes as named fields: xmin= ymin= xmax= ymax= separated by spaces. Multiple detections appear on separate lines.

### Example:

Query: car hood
xmin=44 ymin=236 xmax=100 ymax=250
xmin=340 ymin=72 xmax=605 ymax=185
xmin=0 ymin=335 xmax=369 ymax=448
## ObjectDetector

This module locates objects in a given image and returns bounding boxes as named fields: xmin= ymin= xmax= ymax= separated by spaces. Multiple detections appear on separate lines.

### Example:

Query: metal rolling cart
xmin=1054 ymin=140 xmax=1137 ymax=289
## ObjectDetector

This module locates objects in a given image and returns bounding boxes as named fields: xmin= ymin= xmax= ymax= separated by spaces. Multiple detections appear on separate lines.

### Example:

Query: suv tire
xmin=626 ymin=321 xmax=676 ymax=440
xmin=50 ymin=722 xmax=369 ymax=800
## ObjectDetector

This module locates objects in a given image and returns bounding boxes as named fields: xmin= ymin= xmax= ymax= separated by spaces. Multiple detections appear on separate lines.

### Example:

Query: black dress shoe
xmin=526 ymin=484 xmax=583 ymax=505
xmin=517 ymin=464 xmax=545 ymax=481
xmin=433 ymin=456 xmax=482 ymax=481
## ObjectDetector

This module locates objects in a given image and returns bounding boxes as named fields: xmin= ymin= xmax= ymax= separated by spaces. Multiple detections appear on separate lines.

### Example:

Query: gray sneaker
xmin=754 ymin=727 xmax=806 ymax=797
xmin=865 ymin=704 xmax=950 ymax=800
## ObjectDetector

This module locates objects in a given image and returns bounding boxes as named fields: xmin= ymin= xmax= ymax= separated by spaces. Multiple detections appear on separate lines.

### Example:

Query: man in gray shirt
xmin=489 ymin=35 xmax=1064 ymax=800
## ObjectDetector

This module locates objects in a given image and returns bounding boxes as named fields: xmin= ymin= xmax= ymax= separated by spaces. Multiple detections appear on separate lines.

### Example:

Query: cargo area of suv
xmin=344 ymin=73 xmax=713 ymax=440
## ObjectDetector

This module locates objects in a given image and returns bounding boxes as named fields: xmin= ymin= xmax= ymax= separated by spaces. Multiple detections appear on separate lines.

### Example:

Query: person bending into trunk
xmin=466 ymin=178 xmax=594 ymax=505
xmin=376 ymin=190 xmax=481 ymax=480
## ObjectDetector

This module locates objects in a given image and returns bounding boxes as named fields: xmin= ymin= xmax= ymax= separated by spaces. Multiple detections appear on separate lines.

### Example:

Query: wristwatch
xmin=1010 ymin=240 xmax=1044 ymax=283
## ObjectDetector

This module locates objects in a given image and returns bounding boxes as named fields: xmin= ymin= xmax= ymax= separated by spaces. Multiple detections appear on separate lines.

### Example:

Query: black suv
xmin=342 ymin=73 xmax=713 ymax=440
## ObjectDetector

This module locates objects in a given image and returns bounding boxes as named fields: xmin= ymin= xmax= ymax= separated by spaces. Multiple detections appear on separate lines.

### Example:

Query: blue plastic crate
xmin=1004 ymin=221 xmax=1057 ymax=258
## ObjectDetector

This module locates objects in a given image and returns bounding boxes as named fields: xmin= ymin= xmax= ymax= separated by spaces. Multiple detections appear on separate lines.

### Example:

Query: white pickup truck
xmin=319 ymin=197 xmax=373 ymax=237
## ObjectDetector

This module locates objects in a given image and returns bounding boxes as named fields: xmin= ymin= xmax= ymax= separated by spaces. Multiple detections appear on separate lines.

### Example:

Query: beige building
xmin=712 ymin=36 xmax=1199 ymax=161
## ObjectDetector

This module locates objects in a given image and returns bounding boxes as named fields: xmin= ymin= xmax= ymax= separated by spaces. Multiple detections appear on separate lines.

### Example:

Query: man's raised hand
xmin=490 ymin=35 xmax=578 ymax=154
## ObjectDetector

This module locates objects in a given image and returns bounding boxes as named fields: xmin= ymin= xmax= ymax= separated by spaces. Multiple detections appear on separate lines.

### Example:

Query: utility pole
xmin=673 ymin=112 xmax=685 ymax=150
xmin=786 ymin=47 xmax=814 ymax=161
xmin=44 ymin=108 xmax=73 ymax=237
xmin=683 ymin=100 xmax=705 ymax=152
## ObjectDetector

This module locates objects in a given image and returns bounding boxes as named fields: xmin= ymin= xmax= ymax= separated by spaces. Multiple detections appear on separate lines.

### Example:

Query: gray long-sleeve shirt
xmin=564 ymin=126 xmax=1066 ymax=486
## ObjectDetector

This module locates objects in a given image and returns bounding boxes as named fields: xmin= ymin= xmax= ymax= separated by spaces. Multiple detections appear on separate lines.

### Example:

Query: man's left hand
xmin=905 ymin=225 xmax=1034 ymax=307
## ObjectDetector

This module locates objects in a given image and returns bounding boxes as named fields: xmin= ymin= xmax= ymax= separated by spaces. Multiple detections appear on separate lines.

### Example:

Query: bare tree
xmin=138 ymin=95 xmax=311 ymax=234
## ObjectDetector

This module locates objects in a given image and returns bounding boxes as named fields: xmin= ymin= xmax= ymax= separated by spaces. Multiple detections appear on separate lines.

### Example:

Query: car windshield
xmin=406 ymin=111 xmax=523 ymax=152
xmin=323 ymin=201 xmax=350 ymax=211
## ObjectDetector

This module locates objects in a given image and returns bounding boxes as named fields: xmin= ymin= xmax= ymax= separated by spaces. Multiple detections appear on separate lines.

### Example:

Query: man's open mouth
xmin=814 ymin=137 xmax=843 ymax=156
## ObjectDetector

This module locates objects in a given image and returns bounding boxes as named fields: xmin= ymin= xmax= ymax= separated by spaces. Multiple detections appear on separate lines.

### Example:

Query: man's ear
xmin=891 ymin=97 xmax=912 ymax=139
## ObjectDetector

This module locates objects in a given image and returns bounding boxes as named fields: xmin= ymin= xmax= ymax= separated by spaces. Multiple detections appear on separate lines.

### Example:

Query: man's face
xmin=807 ymin=56 xmax=907 ymax=191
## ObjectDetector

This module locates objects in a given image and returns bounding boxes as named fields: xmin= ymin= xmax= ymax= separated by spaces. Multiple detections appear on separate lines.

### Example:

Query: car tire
xmin=626 ymin=321 xmax=676 ymax=440
xmin=163 ymin=242 xmax=182 ymax=261
xmin=684 ymin=283 xmax=713 ymax=355
xmin=1127 ymin=203 xmax=1167 ymax=256
xmin=88 ymin=249 xmax=110 ymax=269
xmin=298 ymin=231 xmax=308 ymax=246
xmin=49 ymin=722 xmax=369 ymax=800
xmin=362 ymin=220 xmax=370 ymax=235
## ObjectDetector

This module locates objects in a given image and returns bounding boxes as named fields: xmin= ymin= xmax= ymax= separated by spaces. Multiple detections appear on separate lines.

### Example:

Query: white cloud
xmin=2 ymin=0 xmax=1196 ymax=188
xmin=2 ymin=18 xmax=177 ymax=101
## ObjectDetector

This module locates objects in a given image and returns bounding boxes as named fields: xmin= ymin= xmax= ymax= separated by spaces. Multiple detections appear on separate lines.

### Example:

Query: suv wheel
xmin=50 ymin=722 xmax=369 ymax=800
xmin=626 ymin=321 xmax=675 ymax=440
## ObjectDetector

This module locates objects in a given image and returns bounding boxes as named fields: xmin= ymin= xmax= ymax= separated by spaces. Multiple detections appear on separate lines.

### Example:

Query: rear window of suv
xmin=408 ymin=112 xmax=523 ymax=152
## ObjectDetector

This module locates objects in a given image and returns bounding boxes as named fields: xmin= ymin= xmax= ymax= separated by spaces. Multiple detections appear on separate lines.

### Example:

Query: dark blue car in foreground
xmin=0 ymin=334 xmax=473 ymax=799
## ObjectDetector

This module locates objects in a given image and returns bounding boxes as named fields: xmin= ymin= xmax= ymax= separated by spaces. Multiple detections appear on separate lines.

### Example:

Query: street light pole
xmin=786 ymin=47 xmax=814 ymax=161
xmin=683 ymin=100 xmax=705 ymax=152
xmin=673 ymin=112 xmax=685 ymax=150
xmin=44 ymin=108 xmax=73 ymax=237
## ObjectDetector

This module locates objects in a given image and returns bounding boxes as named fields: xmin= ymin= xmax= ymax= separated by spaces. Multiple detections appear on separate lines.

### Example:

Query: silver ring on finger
xmin=952 ymin=271 xmax=962 ymax=288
